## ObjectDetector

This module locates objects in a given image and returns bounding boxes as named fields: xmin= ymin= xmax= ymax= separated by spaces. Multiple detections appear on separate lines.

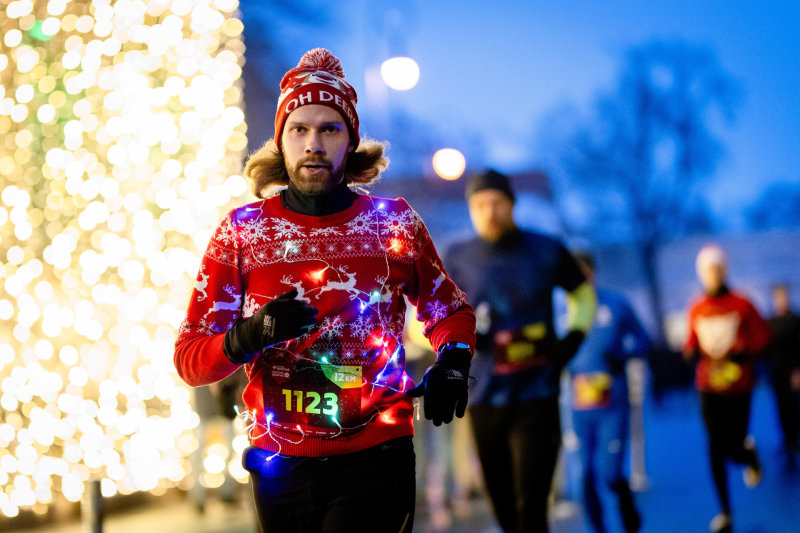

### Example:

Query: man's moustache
xmin=299 ymin=157 xmax=331 ymax=168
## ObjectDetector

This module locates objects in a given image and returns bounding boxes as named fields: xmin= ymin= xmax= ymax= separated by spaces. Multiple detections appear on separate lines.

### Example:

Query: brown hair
xmin=243 ymin=138 xmax=389 ymax=199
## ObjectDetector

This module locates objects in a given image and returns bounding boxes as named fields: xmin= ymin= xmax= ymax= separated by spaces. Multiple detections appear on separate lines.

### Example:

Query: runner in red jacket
xmin=174 ymin=48 xmax=475 ymax=533
xmin=683 ymin=243 xmax=770 ymax=533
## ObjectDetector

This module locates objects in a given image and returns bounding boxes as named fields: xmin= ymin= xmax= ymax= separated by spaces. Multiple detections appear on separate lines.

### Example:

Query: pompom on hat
xmin=274 ymin=48 xmax=360 ymax=151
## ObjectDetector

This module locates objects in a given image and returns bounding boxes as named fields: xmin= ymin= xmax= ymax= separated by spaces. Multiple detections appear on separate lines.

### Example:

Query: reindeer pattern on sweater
xmin=175 ymin=194 xmax=470 ymax=454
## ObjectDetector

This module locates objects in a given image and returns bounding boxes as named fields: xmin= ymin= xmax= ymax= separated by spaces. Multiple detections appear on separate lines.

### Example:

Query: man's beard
xmin=286 ymin=155 xmax=346 ymax=195
xmin=478 ymin=219 xmax=514 ymax=242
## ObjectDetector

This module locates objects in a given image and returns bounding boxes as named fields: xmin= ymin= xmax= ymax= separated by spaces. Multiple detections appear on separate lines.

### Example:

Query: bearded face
xmin=285 ymin=151 xmax=347 ymax=195
xmin=281 ymin=104 xmax=352 ymax=195
xmin=468 ymin=189 xmax=516 ymax=242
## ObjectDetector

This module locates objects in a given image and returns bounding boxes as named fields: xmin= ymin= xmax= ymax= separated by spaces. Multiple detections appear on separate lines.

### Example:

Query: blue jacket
xmin=444 ymin=229 xmax=585 ymax=406
xmin=567 ymin=287 xmax=650 ymax=410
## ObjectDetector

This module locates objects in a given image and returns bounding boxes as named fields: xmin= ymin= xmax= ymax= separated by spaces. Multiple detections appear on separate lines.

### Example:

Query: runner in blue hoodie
xmin=567 ymin=252 xmax=650 ymax=533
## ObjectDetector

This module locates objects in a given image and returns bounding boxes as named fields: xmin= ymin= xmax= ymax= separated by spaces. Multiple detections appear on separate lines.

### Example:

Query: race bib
xmin=493 ymin=322 xmax=549 ymax=374
xmin=572 ymin=372 xmax=613 ymax=410
xmin=263 ymin=360 xmax=362 ymax=437
xmin=707 ymin=361 xmax=742 ymax=392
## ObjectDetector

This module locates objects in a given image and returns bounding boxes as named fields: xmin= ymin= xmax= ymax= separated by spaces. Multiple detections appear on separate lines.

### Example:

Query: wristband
xmin=438 ymin=341 xmax=472 ymax=354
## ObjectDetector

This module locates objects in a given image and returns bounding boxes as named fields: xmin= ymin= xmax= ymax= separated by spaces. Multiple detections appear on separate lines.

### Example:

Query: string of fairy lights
xmin=230 ymin=195 xmax=418 ymax=461
xmin=0 ymin=0 xmax=249 ymax=519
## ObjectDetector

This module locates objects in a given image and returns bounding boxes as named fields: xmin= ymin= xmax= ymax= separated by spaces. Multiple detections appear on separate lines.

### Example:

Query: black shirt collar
xmin=706 ymin=284 xmax=730 ymax=298
xmin=280 ymin=179 xmax=356 ymax=216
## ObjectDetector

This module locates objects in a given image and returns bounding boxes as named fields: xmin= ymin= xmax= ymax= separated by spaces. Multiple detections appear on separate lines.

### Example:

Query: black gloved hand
xmin=407 ymin=343 xmax=471 ymax=426
xmin=551 ymin=330 xmax=586 ymax=372
xmin=222 ymin=289 xmax=318 ymax=365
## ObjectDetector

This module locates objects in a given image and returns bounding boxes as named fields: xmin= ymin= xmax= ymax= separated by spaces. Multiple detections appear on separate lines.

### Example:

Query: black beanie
xmin=465 ymin=169 xmax=515 ymax=202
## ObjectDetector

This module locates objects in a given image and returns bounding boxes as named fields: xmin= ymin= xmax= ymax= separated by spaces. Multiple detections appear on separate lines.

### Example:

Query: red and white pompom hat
xmin=274 ymin=48 xmax=360 ymax=151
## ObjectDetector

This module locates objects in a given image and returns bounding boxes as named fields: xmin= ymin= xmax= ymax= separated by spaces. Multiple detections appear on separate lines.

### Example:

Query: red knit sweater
xmin=174 ymin=194 xmax=476 ymax=456
xmin=684 ymin=290 xmax=770 ymax=394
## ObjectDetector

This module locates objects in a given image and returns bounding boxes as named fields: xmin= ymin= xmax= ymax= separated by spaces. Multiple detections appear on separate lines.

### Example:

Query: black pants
xmin=246 ymin=437 xmax=415 ymax=533
xmin=470 ymin=397 xmax=562 ymax=533
xmin=700 ymin=391 xmax=758 ymax=514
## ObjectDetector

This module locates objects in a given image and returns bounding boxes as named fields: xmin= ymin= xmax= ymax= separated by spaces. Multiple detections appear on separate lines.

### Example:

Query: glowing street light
xmin=432 ymin=148 xmax=466 ymax=180
xmin=380 ymin=56 xmax=420 ymax=91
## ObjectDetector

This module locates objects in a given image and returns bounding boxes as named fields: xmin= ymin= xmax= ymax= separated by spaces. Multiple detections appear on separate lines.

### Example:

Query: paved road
xmin=12 ymin=383 xmax=800 ymax=532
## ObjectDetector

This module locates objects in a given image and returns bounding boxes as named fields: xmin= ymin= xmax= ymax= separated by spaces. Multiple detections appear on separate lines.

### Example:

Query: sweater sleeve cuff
xmin=174 ymin=334 xmax=241 ymax=386
xmin=427 ymin=305 xmax=477 ymax=355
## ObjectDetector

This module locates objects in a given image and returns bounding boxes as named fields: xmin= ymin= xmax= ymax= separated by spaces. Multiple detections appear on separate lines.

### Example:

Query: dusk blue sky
xmin=252 ymin=1 xmax=800 ymax=229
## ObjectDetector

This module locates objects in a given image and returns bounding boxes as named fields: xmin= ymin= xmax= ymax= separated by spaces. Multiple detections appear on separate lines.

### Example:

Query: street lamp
xmin=380 ymin=56 xmax=420 ymax=91
xmin=432 ymin=148 xmax=466 ymax=180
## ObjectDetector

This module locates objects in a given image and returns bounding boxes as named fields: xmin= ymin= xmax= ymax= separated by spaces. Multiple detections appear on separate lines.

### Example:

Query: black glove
xmin=551 ymin=330 xmax=586 ymax=372
xmin=407 ymin=343 xmax=471 ymax=426
xmin=222 ymin=289 xmax=318 ymax=365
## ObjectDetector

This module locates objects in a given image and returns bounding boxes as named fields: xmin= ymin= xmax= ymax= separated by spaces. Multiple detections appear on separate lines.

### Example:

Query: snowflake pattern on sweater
xmin=174 ymin=194 xmax=473 ymax=456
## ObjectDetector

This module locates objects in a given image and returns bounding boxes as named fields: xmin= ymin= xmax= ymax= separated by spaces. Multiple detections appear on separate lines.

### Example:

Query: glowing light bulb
xmin=310 ymin=267 xmax=327 ymax=282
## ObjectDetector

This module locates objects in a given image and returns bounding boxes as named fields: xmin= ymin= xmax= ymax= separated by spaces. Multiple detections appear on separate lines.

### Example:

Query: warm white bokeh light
xmin=380 ymin=56 xmax=420 ymax=91
xmin=0 ymin=0 xmax=250 ymax=517
xmin=432 ymin=148 xmax=466 ymax=180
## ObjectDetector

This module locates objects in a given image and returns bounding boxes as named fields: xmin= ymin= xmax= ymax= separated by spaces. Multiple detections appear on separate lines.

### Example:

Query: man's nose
xmin=305 ymin=131 xmax=324 ymax=153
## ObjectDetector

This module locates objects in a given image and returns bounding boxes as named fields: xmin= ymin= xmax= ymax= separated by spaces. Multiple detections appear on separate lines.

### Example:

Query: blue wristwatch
xmin=438 ymin=341 xmax=472 ymax=355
